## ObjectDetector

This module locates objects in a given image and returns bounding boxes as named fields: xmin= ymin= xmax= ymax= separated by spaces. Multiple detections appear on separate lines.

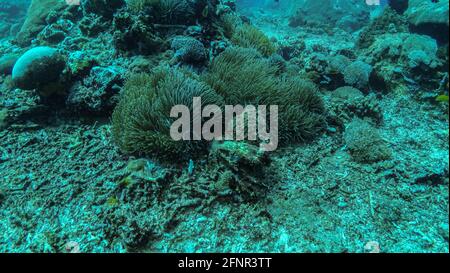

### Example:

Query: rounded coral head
xmin=12 ymin=46 xmax=65 ymax=90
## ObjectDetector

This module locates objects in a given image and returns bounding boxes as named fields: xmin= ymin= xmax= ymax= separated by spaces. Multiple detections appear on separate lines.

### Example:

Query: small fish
xmin=188 ymin=159 xmax=195 ymax=176
xmin=436 ymin=95 xmax=449 ymax=102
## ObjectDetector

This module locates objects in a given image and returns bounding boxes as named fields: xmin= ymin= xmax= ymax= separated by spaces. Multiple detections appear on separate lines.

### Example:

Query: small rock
xmin=344 ymin=119 xmax=391 ymax=163
xmin=66 ymin=66 xmax=124 ymax=113
xmin=0 ymin=53 xmax=20 ymax=75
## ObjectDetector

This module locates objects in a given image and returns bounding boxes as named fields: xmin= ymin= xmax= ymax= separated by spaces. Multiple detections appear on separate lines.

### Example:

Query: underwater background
xmin=0 ymin=0 xmax=448 ymax=253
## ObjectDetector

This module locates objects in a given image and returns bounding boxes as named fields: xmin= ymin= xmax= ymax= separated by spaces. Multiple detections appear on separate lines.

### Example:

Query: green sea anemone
xmin=231 ymin=24 xmax=277 ymax=57
xmin=112 ymin=66 xmax=224 ymax=159
xmin=204 ymin=47 xmax=325 ymax=144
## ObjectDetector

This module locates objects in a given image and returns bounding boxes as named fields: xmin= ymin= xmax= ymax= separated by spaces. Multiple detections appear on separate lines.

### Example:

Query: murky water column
xmin=0 ymin=0 xmax=30 ymax=39
xmin=236 ymin=0 xmax=299 ymax=15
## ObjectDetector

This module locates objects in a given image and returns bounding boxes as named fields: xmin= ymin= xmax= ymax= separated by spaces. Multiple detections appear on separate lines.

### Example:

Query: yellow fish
xmin=436 ymin=95 xmax=449 ymax=102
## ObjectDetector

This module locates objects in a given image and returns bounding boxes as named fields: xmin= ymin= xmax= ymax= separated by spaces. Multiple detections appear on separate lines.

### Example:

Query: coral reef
xmin=112 ymin=11 xmax=166 ymax=55
xmin=327 ymin=86 xmax=383 ymax=127
xmin=82 ymin=0 xmax=125 ymax=19
xmin=0 ymin=0 xmax=448 ymax=254
xmin=357 ymin=7 xmax=408 ymax=49
xmin=405 ymin=0 xmax=449 ymax=44
xmin=127 ymin=0 xmax=194 ymax=24
xmin=15 ymin=0 xmax=66 ymax=46
xmin=288 ymin=0 xmax=370 ymax=32
xmin=362 ymin=33 xmax=443 ymax=92
xmin=66 ymin=66 xmax=125 ymax=113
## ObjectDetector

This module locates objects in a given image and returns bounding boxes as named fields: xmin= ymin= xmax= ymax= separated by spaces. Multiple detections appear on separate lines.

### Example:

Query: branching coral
xmin=112 ymin=66 xmax=224 ymax=159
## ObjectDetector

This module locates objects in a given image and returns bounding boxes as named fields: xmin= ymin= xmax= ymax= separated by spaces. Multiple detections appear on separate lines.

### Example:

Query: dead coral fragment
xmin=113 ymin=11 xmax=166 ymax=54
xmin=209 ymin=141 xmax=271 ymax=202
